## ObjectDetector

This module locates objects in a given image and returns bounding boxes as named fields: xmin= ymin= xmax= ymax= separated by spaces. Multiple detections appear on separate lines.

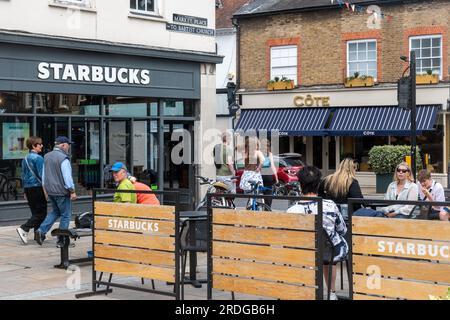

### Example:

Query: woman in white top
xmin=239 ymin=136 xmax=265 ymax=192
xmin=380 ymin=162 xmax=419 ymax=218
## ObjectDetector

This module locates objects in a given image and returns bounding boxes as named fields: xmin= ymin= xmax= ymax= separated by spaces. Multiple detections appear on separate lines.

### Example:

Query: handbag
xmin=239 ymin=170 xmax=263 ymax=192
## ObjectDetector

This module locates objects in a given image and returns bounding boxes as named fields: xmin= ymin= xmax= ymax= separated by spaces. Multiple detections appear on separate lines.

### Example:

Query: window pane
xmin=368 ymin=50 xmax=376 ymax=60
xmin=368 ymin=41 xmax=376 ymax=51
xmin=368 ymin=61 xmax=377 ymax=70
xmin=422 ymin=48 xmax=431 ymax=58
xmin=432 ymin=48 xmax=440 ymax=57
xmin=411 ymin=39 xmax=420 ymax=49
xmin=368 ymin=69 xmax=377 ymax=78
xmin=432 ymin=37 xmax=441 ymax=47
xmin=422 ymin=38 xmax=431 ymax=48
xmin=432 ymin=58 xmax=441 ymax=67
xmin=348 ymin=51 xmax=357 ymax=61
xmin=357 ymin=62 xmax=367 ymax=71
xmin=348 ymin=43 xmax=357 ymax=52
xmin=138 ymin=0 xmax=145 ymax=11
xmin=412 ymin=48 xmax=421 ymax=58
xmin=357 ymin=42 xmax=367 ymax=51
xmin=130 ymin=0 xmax=136 ymax=9
xmin=358 ymin=51 xmax=366 ymax=60
xmin=146 ymin=0 xmax=154 ymax=11
xmin=422 ymin=59 xmax=431 ymax=69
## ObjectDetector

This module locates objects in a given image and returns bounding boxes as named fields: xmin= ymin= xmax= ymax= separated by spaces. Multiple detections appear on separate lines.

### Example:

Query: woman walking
xmin=260 ymin=138 xmax=279 ymax=207
xmin=17 ymin=136 xmax=47 ymax=244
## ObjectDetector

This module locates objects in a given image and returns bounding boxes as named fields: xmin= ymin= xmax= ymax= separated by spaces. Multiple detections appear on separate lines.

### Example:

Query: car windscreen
xmin=283 ymin=158 xmax=304 ymax=167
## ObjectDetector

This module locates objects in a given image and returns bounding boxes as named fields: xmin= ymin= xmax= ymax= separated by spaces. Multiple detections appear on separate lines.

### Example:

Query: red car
xmin=235 ymin=153 xmax=304 ymax=193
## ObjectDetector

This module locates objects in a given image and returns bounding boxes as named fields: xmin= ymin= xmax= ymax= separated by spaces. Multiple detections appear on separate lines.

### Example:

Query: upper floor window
xmin=270 ymin=45 xmax=297 ymax=84
xmin=410 ymin=35 xmax=442 ymax=78
xmin=130 ymin=0 xmax=157 ymax=14
xmin=347 ymin=40 xmax=377 ymax=80
xmin=54 ymin=0 xmax=90 ymax=6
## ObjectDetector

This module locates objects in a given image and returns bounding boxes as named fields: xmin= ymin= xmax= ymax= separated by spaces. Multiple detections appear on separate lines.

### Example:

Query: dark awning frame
xmin=235 ymin=105 xmax=440 ymax=137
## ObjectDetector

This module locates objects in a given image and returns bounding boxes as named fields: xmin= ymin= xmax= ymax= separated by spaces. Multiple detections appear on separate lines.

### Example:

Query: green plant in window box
xmin=368 ymin=145 xmax=422 ymax=193
xmin=416 ymin=69 xmax=439 ymax=85
xmin=267 ymin=76 xmax=295 ymax=91
xmin=345 ymin=72 xmax=374 ymax=88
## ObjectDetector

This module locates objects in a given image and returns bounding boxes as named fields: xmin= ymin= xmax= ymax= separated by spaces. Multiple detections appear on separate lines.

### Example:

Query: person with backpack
xmin=16 ymin=136 xmax=48 ymax=245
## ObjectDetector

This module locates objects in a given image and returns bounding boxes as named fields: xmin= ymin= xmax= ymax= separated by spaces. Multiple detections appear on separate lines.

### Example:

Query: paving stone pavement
xmin=0 ymin=223 xmax=349 ymax=300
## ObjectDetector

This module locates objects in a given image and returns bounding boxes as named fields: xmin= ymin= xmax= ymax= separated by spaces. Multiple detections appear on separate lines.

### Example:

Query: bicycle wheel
xmin=246 ymin=201 xmax=271 ymax=211
xmin=0 ymin=175 xmax=7 ymax=201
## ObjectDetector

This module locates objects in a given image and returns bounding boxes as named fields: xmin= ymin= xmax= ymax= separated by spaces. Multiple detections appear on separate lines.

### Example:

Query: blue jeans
xmin=354 ymin=208 xmax=410 ymax=219
xmin=38 ymin=195 xmax=72 ymax=238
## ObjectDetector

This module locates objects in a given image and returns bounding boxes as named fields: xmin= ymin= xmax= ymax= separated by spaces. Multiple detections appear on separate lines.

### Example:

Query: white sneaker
xmin=16 ymin=227 xmax=28 ymax=244
xmin=330 ymin=291 xmax=338 ymax=300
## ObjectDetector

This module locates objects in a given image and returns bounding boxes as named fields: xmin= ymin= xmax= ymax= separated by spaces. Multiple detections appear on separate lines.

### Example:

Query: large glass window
xmin=353 ymin=136 xmax=389 ymax=172
xmin=270 ymin=45 xmax=298 ymax=84
xmin=347 ymin=40 xmax=377 ymax=79
xmin=410 ymin=35 xmax=442 ymax=78
xmin=106 ymin=97 xmax=158 ymax=116
xmin=0 ymin=92 xmax=32 ymax=114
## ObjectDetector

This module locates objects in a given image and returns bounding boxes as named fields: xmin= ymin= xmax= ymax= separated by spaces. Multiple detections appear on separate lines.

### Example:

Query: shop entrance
xmin=163 ymin=121 xmax=195 ymax=207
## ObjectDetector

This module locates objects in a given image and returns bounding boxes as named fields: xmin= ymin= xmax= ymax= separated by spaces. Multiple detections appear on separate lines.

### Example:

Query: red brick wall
xmin=216 ymin=0 xmax=254 ymax=29
xmin=238 ymin=0 xmax=450 ymax=89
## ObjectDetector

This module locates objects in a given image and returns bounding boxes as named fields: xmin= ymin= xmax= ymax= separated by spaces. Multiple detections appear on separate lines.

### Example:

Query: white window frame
xmin=53 ymin=0 xmax=90 ymax=7
xmin=270 ymin=45 xmax=298 ymax=85
xmin=409 ymin=35 xmax=443 ymax=79
xmin=347 ymin=39 xmax=378 ymax=81
xmin=130 ymin=0 xmax=158 ymax=15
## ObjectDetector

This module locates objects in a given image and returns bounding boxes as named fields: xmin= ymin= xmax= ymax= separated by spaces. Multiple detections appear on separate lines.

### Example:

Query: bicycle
xmin=195 ymin=175 xmax=236 ymax=211
xmin=245 ymin=180 xmax=272 ymax=211
xmin=0 ymin=167 xmax=22 ymax=201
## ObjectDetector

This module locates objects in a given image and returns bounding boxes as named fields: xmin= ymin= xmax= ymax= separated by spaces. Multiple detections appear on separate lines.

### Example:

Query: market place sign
xmin=294 ymin=95 xmax=330 ymax=107
xmin=166 ymin=13 xmax=215 ymax=37
xmin=37 ymin=62 xmax=151 ymax=85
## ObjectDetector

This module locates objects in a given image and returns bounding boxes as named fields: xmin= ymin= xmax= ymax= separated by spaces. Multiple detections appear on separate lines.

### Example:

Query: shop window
xmin=163 ymin=100 xmax=195 ymax=117
xmin=270 ymin=45 xmax=297 ymax=84
xmin=354 ymin=136 xmax=388 ymax=172
xmin=107 ymin=97 xmax=157 ymax=116
xmin=130 ymin=0 xmax=157 ymax=15
xmin=347 ymin=40 xmax=377 ymax=80
xmin=0 ymin=92 xmax=32 ymax=114
xmin=410 ymin=35 xmax=442 ymax=78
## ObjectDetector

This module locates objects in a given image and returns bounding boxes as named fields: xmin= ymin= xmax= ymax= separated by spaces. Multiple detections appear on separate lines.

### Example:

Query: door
xmin=163 ymin=121 xmax=194 ymax=209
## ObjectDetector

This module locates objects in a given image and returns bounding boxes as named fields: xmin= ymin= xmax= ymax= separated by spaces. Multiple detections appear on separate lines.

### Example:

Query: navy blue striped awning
xmin=328 ymin=105 xmax=440 ymax=136
xmin=235 ymin=108 xmax=331 ymax=136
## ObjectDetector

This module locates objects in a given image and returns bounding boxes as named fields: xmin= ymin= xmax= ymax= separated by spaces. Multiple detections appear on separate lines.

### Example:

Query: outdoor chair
xmin=180 ymin=216 xmax=208 ymax=299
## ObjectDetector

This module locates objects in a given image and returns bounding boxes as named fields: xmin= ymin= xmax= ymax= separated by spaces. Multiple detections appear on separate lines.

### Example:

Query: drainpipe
xmin=232 ymin=17 xmax=240 ymax=94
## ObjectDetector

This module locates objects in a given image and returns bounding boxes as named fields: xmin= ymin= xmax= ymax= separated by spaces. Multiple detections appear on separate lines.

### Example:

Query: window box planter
xmin=267 ymin=80 xmax=295 ymax=91
xmin=344 ymin=76 xmax=374 ymax=88
xmin=416 ymin=74 xmax=439 ymax=85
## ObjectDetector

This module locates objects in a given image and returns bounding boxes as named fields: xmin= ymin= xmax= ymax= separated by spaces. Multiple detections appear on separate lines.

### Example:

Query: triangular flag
xmin=345 ymin=2 xmax=350 ymax=10
xmin=351 ymin=4 xmax=355 ymax=11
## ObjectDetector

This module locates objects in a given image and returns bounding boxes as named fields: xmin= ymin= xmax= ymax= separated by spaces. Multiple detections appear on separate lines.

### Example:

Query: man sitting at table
xmin=417 ymin=170 xmax=448 ymax=221
xmin=110 ymin=162 xmax=136 ymax=203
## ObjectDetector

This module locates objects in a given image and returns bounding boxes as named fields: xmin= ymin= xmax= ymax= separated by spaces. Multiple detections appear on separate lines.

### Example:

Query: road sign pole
xmin=410 ymin=51 xmax=417 ymax=181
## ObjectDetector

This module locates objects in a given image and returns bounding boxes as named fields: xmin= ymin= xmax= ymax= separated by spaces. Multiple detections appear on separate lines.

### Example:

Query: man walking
xmin=16 ymin=136 xmax=47 ymax=244
xmin=35 ymin=136 xmax=77 ymax=246
xmin=110 ymin=162 xmax=137 ymax=203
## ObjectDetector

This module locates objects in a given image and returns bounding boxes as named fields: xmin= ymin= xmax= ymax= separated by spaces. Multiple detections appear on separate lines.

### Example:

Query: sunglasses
xmin=396 ymin=168 xmax=410 ymax=173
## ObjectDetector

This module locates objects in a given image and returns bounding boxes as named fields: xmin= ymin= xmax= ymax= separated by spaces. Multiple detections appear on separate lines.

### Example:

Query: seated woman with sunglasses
xmin=355 ymin=162 xmax=418 ymax=218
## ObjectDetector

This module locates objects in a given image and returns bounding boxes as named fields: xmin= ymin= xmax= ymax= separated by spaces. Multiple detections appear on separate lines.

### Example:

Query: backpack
xmin=213 ymin=144 xmax=222 ymax=170
xmin=75 ymin=211 xmax=93 ymax=229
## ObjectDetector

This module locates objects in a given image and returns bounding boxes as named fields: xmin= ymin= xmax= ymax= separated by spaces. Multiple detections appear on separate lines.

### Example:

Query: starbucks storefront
xmin=0 ymin=32 xmax=221 ymax=217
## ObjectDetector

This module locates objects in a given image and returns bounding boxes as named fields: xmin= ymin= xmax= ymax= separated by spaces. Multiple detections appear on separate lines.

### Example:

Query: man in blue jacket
xmin=35 ymin=136 xmax=77 ymax=247
xmin=17 ymin=136 xmax=47 ymax=244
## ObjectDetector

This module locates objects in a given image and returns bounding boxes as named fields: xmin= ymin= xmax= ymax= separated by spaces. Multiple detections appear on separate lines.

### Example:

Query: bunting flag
xmin=330 ymin=0 xmax=394 ymax=22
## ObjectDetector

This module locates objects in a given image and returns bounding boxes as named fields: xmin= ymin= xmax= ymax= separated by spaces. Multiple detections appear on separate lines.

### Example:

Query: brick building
xmin=233 ymin=0 xmax=450 ymax=191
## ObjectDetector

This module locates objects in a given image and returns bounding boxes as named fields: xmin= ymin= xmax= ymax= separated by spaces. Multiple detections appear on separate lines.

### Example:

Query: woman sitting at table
xmin=355 ymin=162 xmax=418 ymax=218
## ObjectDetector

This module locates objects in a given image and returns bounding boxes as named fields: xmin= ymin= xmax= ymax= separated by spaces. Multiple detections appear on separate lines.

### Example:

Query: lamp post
xmin=399 ymin=52 xmax=417 ymax=181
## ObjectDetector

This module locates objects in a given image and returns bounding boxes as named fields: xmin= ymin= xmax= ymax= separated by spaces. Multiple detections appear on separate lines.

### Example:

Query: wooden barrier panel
xmin=352 ymin=216 xmax=450 ymax=300
xmin=93 ymin=202 xmax=177 ymax=285
xmin=211 ymin=209 xmax=321 ymax=300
